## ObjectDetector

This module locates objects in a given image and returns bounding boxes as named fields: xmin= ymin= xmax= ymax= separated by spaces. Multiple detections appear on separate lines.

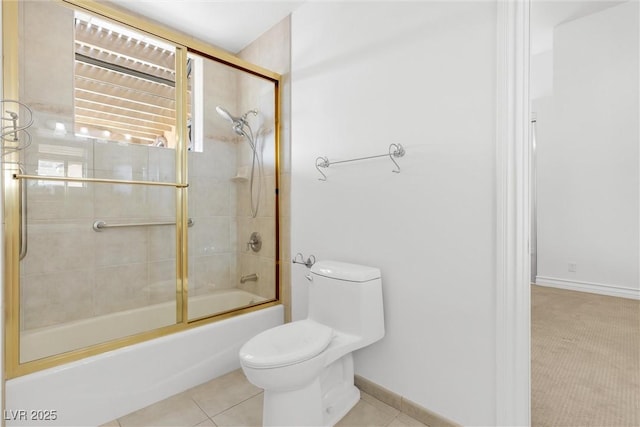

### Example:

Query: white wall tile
xmin=21 ymin=270 xmax=94 ymax=330
xmin=22 ymin=221 xmax=94 ymax=276
xmin=94 ymin=263 xmax=149 ymax=315
xmin=148 ymin=227 xmax=176 ymax=262
xmin=95 ymin=227 xmax=148 ymax=268
xmin=94 ymin=141 xmax=149 ymax=181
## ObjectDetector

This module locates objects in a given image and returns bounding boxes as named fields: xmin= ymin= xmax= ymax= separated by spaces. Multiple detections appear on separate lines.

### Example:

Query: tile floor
xmin=102 ymin=369 xmax=427 ymax=427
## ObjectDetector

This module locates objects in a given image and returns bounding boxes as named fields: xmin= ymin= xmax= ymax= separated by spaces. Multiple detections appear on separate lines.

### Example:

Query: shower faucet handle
xmin=246 ymin=232 xmax=262 ymax=252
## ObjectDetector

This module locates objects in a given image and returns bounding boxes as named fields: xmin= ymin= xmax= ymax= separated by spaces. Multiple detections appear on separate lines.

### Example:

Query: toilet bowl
xmin=239 ymin=260 xmax=385 ymax=427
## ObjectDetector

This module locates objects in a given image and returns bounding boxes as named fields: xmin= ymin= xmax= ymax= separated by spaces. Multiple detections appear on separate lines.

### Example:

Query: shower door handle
xmin=19 ymin=167 xmax=27 ymax=260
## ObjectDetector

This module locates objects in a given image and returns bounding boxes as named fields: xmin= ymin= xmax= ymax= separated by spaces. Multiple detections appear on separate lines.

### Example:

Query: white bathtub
xmin=6 ymin=291 xmax=283 ymax=427
xmin=21 ymin=289 xmax=267 ymax=362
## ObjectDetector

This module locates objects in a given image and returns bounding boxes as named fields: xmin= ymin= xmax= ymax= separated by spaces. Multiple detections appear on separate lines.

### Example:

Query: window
xmin=36 ymin=143 xmax=87 ymax=187
xmin=73 ymin=13 xmax=177 ymax=147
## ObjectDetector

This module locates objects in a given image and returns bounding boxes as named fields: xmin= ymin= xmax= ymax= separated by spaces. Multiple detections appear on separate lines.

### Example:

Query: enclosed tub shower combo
xmin=1 ymin=1 xmax=284 ymax=422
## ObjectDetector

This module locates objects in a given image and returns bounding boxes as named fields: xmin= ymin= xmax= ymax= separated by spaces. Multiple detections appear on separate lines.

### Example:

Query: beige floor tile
xmin=118 ymin=393 xmax=208 ymax=427
xmin=100 ymin=420 xmax=121 ymax=427
xmin=388 ymin=413 xmax=428 ymax=427
xmin=211 ymin=393 xmax=263 ymax=427
xmin=361 ymin=392 xmax=400 ymax=418
xmin=195 ymin=418 xmax=217 ymax=426
xmin=336 ymin=398 xmax=397 ymax=427
xmin=187 ymin=369 xmax=262 ymax=417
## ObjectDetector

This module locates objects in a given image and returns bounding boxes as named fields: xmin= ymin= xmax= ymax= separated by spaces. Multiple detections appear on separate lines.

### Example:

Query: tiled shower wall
xmin=21 ymin=135 xmax=181 ymax=330
xmin=20 ymin=127 xmax=246 ymax=331
xmin=188 ymin=57 xmax=239 ymax=304
xmin=238 ymin=16 xmax=292 ymax=320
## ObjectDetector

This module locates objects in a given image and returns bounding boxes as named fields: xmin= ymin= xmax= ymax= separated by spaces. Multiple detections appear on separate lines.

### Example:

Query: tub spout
xmin=241 ymin=273 xmax=259 ymax=284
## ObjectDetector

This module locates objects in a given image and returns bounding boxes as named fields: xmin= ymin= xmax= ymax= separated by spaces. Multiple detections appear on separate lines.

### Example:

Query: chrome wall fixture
xmin=1 ymin=99 xmax=33 ymax=152
xmin=240 ymin=273 xmax=259 ymax=283
xmin=247 ymin=231 xmax=262 ymax=252
xmin=315 ymin=143 xmax=406 ymax=181
xmin=1 ymin=101 xmax=35 ymax=261
xmin=216 ymin=105 xmax=263 ymax=218
xmin=292 ymin=252 xmax=316 ymax=268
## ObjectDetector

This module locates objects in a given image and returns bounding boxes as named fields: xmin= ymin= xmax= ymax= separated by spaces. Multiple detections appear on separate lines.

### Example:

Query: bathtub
xmin=21 ymin=289 xmax=268 ymax=362
xmin=6 ymin=290 xmax=283 ymax=427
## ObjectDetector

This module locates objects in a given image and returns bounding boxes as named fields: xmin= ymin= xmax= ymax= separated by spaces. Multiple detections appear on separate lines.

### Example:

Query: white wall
xmin=534 ymin=1 xmax=639 ymax=298
xmin=291 ymin=2 xmax=497 ymax=425
xmin=531 ymin=50 xmax=553 ymax=99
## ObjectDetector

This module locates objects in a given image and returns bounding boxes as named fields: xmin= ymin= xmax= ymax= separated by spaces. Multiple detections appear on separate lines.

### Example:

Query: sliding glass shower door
xmin=186 ymin=53 xmax=278 ymax=320
xmin=10 ymin=1 xmax=184 ymax=364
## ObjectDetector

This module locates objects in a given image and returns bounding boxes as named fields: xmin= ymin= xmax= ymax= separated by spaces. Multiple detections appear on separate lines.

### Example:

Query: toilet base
xmin=263 ymin=378 xmax=325 ymax=426
xmin=323 ymin=384 xmax=360 ymax=427
xmin=262 ymin=354 xmax=359 ymax=427
xmin=320 ymin=353 xmax=360 ymax=426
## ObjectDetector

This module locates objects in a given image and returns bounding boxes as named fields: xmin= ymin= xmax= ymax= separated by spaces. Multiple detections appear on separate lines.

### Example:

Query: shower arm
xmin=241 ymin=109 xmax=258 ymax=122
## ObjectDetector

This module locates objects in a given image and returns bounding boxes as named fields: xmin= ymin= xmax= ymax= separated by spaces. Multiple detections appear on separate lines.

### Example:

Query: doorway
xmin=529 ymin=1 xmax=640 ymax=424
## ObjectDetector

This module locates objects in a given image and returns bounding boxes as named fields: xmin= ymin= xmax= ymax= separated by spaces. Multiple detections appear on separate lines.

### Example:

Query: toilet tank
xmin=308 ymin=261 xmax=384 ymax=345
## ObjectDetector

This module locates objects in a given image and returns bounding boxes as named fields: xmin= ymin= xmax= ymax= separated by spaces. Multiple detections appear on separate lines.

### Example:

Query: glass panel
xmin=16 ymin=1 xmax=177 ymax=184
xmin=19 ymin=180 xmax=177 ymax=363
xmin=187 ymin=54 xmax=277 ymax=320
xmin=15 ymin=1 xmax=180 ymax=363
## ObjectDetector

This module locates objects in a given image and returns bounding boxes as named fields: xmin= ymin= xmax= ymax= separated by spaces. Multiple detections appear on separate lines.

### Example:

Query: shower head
xmin=216 ymin=106 xmax=240 ymax=124
xmin=216 ymin=106 xmax=258 ymax=137
xmin=215 ymin=106 xmax=262 ymax=219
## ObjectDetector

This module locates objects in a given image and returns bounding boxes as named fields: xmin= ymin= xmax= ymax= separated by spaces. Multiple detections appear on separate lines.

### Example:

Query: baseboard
xmin=535 ymin=276 xmax=640 ymax=300
xmin=354 ymin=375 xmax=461 ymax=427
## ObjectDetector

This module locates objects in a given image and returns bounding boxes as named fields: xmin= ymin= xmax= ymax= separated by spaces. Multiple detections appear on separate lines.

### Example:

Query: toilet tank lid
xmin=311 ymin=260 xmax=381 ymax=282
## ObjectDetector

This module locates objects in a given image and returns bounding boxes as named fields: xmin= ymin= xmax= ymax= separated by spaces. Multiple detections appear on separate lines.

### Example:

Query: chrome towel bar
xmin=315 ymin=143 xmax=405 ymax=181
xmin=93 ymin=218 xmax=194 ymax=232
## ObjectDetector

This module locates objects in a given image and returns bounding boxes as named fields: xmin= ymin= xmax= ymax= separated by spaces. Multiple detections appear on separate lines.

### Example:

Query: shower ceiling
xmin=108 ymin=1 xmax=304 ymax=53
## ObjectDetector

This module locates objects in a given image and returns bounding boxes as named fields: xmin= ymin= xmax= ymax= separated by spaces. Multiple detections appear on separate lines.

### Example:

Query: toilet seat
xmin=240 ymin=320 xmax=333 ymax=369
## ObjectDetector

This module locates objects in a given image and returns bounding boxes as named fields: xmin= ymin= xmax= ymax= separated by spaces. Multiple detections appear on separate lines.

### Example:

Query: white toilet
xmin=239 ymin=260 xmax=385 ymax=427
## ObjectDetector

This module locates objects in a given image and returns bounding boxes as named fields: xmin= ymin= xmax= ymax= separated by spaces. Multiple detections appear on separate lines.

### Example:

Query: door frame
xmin=495 ymin=0 xmax=531 ymax=425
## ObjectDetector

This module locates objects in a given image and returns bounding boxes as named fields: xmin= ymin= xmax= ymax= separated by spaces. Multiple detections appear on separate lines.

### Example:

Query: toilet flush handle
xmin=305 ymin=274 xmax=313 ymax=282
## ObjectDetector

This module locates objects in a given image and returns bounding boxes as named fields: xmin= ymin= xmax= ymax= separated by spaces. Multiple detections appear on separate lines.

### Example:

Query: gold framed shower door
xmin=2 ymin=0 xmax=282 ymax=379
